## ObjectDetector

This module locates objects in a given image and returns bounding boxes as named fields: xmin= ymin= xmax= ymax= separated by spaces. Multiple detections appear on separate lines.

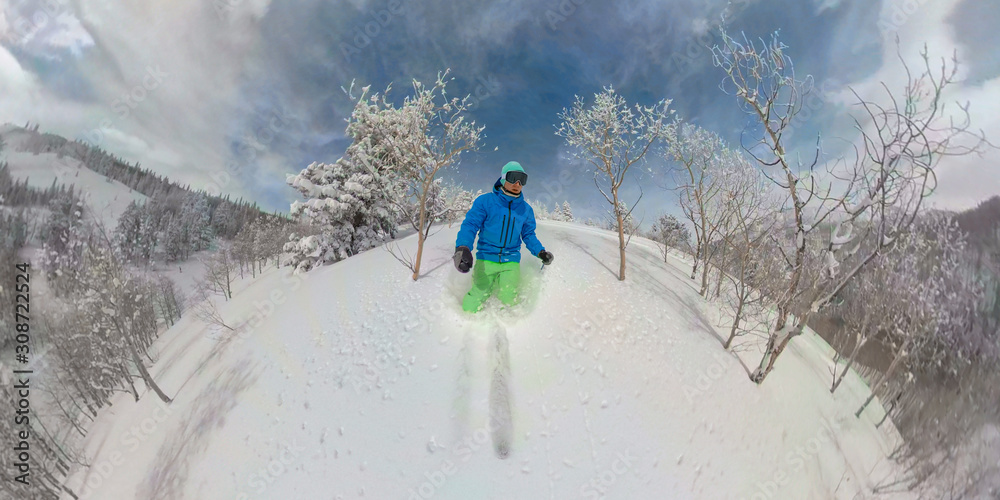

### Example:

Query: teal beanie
xmin=501 ymin=161 xmax=525 ymax=178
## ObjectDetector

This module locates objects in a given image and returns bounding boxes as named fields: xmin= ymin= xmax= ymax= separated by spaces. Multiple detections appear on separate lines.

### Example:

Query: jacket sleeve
xmin=456 ymin=196 xmax=487 ymax=250
xmin=521 ymin=206 xmax=545 ymax=257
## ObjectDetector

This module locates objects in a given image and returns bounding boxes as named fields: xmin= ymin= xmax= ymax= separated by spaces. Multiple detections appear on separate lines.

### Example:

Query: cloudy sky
xmin=1 ymin=0 xmax=998 ymax=222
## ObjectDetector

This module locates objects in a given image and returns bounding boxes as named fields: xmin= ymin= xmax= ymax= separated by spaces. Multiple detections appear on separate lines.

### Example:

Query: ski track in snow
xmin=60 ymin=221 xmax=914 ymax=500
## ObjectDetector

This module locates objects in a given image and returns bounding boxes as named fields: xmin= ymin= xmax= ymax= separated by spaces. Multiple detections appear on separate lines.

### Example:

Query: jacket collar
xmin=493 ymin=177 xmax=523 ymax=204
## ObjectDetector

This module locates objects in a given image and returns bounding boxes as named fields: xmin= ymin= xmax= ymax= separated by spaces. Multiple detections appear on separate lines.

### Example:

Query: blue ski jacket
xmin=455 ymin=177 xmax=545 ymax=263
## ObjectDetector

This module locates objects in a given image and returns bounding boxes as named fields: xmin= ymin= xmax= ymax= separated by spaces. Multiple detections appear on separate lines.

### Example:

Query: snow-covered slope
xmin=60 ymin=220 xmax=911 ymax=500
xmin=1 ymin=150 xmax=147 ymax=227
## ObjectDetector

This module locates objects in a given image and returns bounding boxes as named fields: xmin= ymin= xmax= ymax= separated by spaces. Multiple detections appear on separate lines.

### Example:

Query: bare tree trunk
xmin=121 ymin=363 xmax=139 ymax=402
xmin=700 ymin=252 xmax=712 ymax=296
xmin=49 ymin=389 xmax=87 ymax=437
xmin=724 ymin=297 xmax=745 ymax=349
xmin=130 ymin=344 xmax=172 ymax=404
xmin=875 ymin=390 xmax=901 ymax=428
xmin=713 ymin=245 xmax=728 ymax=299
xmin=412 ymin=231 xmax=426 ymax=281
xmin=690 ymin=250 xmax=699 ymax=280
xmin=751 ymin=307 xmax=793 ymax=382
xmin=612 ymin=190 xmax=627 ymax=281
xmin=856 ymin=348 xmax=905 ymax=418
xmin=831 ymin=338 xmax=866 ymax=394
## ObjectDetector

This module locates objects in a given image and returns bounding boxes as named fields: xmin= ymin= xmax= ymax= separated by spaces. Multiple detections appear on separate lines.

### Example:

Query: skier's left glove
xmin=538 ymin=250 xmax=554 ymax=265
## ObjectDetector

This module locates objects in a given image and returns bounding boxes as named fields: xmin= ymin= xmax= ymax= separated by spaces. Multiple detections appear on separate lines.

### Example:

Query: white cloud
xmin=0 ymin=0 xmax=274 ymax=201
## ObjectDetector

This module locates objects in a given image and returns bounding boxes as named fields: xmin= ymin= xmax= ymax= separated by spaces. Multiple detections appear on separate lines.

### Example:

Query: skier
xmin=453 ymin=161 xmax=554 ymax=313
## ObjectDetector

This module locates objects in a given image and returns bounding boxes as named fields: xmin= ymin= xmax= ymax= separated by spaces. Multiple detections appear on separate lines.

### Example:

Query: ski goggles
xmin=504 ymin=170 xmax=528 ymax=186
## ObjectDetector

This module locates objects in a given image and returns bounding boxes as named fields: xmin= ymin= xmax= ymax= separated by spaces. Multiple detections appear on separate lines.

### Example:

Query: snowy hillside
xmin=1 ymin=149 xmax=148 ymax=228
xmin=60 ymin=220 xmax=911 ymax=500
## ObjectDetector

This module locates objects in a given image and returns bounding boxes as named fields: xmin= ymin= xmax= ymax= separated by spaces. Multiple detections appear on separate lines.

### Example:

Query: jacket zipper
xmin=499 ymin=214 xmax=508 ymax=261
xmin=508 ymin=202 xmax=514 ymax=247
xmin=500 ymin=201 xmax=512 ymax=261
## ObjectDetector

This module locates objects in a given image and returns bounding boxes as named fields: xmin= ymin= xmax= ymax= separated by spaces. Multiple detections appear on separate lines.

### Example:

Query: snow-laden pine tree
xmin=138 ymin=205 xmax=158 ymax=262
xmin=285 ymin=153 xmax=400 ymax=273
xmin=115 ymin=200 xmax=143 ymax=260
xmin=162 ymin=214 xmax=188 ymax=262
xmin=557 ymin=86 xmax=676 ymax=280
xmin=538 ymin=204 xmax=550 ymax=220
xmin=560 ymin=201 xmax=574 ymax=222
xmin=114 ymin=200 xmax=157 ymax=264
xmin=211 ymin=201 xmax=237 ymax=239
xmin=183 ymin=193 xmax=214 ymax=252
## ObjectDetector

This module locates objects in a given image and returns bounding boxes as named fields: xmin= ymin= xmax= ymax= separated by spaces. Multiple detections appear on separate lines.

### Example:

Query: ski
xmin=488 ymin=320 xmax=513 ymax=459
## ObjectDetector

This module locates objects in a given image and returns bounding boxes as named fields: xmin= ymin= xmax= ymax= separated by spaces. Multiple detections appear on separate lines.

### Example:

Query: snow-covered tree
xmin=37 ymin=194 xmax=89 ymax=294
xmin=183 ymin=193 xmax=214 ymax=252
xmin=284 ymin=155 xmax=398 ymax=273
xmin=211 ymin=201 xmax=238 ymax=239
xmin=59 ymin=225 xmax=173 ymax=404
xmin=114 ymin=201 xmax=157 ymax=264
xmin=711 ymin=164 xmax=779 ymax=348
xmin=854 ymin=214 xmax=982 ymax=416
xmin=201 ymin=243 xmax=236 ymax=300
xmin=665 ymin=123 xmax=734 ymax=287
xmin=558 ymin=86 xmax=676 ymax=281
xmin=560 ymin=201 xmax=574 ymax=222
xmin=609 ymin=200 xmax=638 ymax=237
xmin=346 ymin=70 xmax=484 ymax=280
xmin=712 ymin=29 xmax=990 ymax=383
xmin=153 ymin=275 xmax=184 ymax=327
xmin=650 ymin=213 xmax=690 ymax=261
xmin=162 ymin=214 xmax=188 ymax=262
xmin=442 ymin=183 xmax=481 ymax=226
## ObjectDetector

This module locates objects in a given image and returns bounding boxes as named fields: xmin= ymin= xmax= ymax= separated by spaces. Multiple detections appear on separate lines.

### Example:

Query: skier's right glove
xmin=538 ymin=250 xmax=554 ymax=265
xmin=454 ymin=246 xmax=473 ymax=273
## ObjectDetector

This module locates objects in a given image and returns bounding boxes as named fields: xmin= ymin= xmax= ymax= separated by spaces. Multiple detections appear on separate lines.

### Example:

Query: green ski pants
xmin=462 ymin=259 xmax=521 ymax=313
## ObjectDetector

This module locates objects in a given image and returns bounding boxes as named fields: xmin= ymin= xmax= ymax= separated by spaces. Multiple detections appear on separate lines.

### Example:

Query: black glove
xmin=538 ymin=250 xmax=554 ymax=265
xmin=453 ymin=246 xmax=473 ymax=273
